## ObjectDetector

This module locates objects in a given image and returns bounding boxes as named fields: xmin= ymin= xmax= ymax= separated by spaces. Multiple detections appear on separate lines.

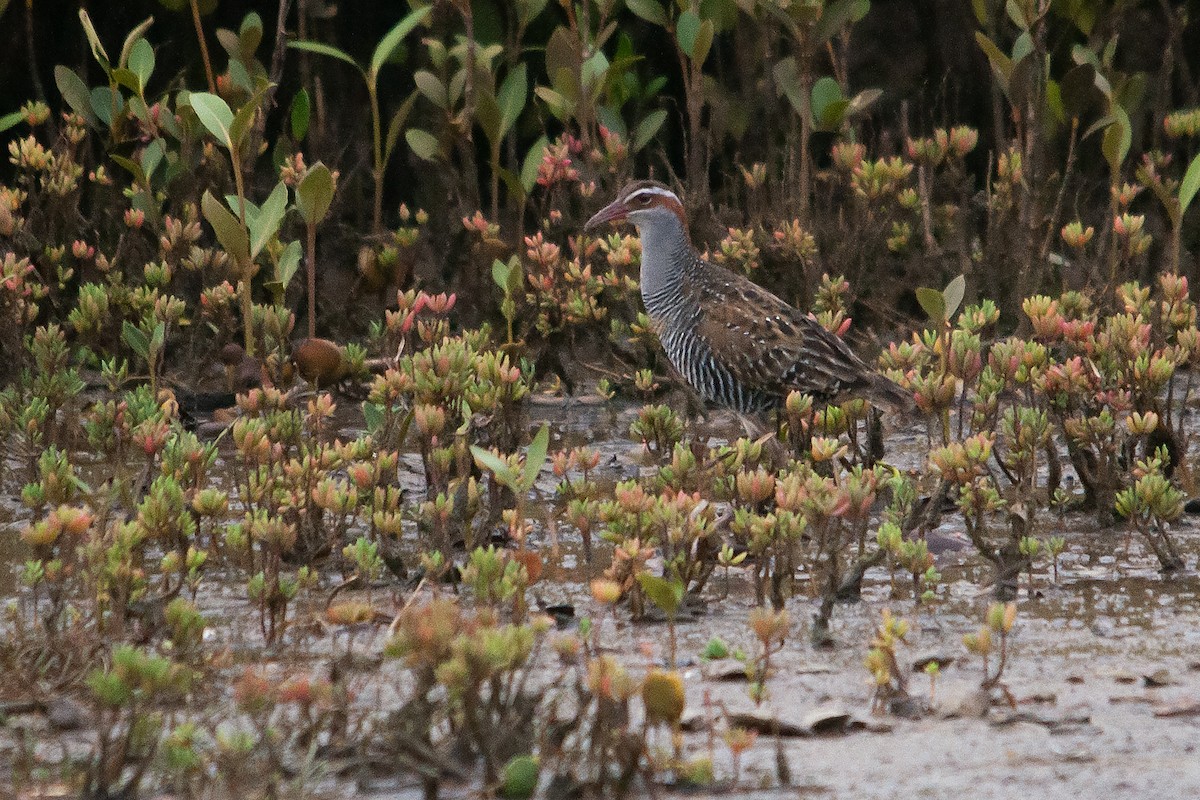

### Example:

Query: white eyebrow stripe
xmin=627 ymin=186 xmax=679 ymax=203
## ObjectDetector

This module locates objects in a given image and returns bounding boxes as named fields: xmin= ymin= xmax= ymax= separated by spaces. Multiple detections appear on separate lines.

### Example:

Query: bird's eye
xmin=635 ymin=194 xmax=653 ymax=206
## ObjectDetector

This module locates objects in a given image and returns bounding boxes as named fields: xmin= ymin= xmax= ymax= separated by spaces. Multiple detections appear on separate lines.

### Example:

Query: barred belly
xmin=660 ymin=322 xmax=775 ymax=414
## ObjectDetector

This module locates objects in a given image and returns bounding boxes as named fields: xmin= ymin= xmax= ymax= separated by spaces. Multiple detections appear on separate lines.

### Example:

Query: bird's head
xmin=585 ymin=180 xmax=687 ymax=235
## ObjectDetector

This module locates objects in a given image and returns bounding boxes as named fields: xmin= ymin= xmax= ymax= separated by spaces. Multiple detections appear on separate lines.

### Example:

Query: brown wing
xmin=686 ymin=265 xmax=873 ymax=402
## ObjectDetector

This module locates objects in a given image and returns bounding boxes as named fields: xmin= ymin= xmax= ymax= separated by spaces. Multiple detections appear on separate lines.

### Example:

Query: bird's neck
xmin=637 ymin=216 xmax=694 ymax=317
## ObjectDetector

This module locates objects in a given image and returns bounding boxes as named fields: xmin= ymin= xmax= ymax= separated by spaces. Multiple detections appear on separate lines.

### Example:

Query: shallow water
xmin=3 ymin=398 xmax=1200 ymax=798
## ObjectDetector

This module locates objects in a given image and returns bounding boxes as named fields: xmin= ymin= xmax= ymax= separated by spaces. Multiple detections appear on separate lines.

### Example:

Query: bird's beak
xmin=584 ymin=199 xmax=628 ymax=231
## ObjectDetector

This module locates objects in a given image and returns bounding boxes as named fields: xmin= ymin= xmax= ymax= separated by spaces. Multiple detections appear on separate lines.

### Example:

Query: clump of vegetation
xmin=2 ymin=0 xmax=1200 ymax=795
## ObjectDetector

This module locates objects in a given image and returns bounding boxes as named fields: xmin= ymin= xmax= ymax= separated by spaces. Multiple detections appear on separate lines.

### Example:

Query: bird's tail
xmin=863 ymin=373 xmax=917 ymax=414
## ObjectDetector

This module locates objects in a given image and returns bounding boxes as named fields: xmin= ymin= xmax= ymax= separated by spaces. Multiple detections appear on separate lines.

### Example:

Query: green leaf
xmin=633 ymin=109 xmax=667 ymax=151
xmin=520 ymin=135 xmax=549 ymax=192
xmin=55 ymin=66 xmax=98 ymax=127
xmin=676 ymin=10 xmax=701 ymax=59
xmin=534 ymin=86 xmax=572 ymax=121
xmin=228 ymin=82 xmax=271 ymax=152
xmin=522 ymin=424 xmax=550 ymax=492
xmin=814 ymin=0 xmax=870 ymax=44
xmin=470 ymin=445 xmax=517 ymax=487
xmin=405 ymin=128 xmax=441 ymax=161
xmin=369 ymin=6 xmax=433 ymax=81
xmin=295 ymin=162 xmax=334 ymax=226
xmin=1100 ymin=105 xmax=1131 ymax=174
xmin=637 ymin=573 xmax=684 ymax=616
xmin=287 ymin=40 xmax=364 ymax=76
xmin=845 ymin=87 xmax=882 ymax=117
xmin=0 ymin=111 xmax=22 ymax=134
xmin=249 ymin=181 xmax=288 ymax=259
xmin=916 ymin=286 xmax=946 ymax=322
xmin=201 ymin=190 xmax=250 ymax=265
xmin=128 ymin=38 xmax=155 ymax=93
xmin=810 ymin=76 xmax=843 ymax=129
xmin=692 ymin=19 xmax=714 ymax=64
xmin=498 ymin=63 xmax=528 ymax=139
xmin=290 ymin=88 xmax=310 ymax=140
xmin=150 ymin=322 xmax=166 ymax=354
xmin=276 ymin=239 xmax=303 ymax=288
xmin=476 ymin=88 xmax=502 ymax=146
xmin=91 ymin=87 xmax=124 ymax=126
xmin=943 ymin=274 xmax=966 ymax=320
xmin=625 ymin=0 xmax=668 ymax=26
xmin=118 ymin=17 xmax=155 ymax=73
xmin=188 ymin=92 xmax=235 ymax=148
xmin=122 ymin=321 xmax=150 ymax=361
xmin=1005 ymin=0 xmax=1029 ymax=27
xmin=1180 ymin=152 xmax=1200 ymax=216
xmin=492 ymin=257 xmax=512 ymax=290
xmin=362 ymin=401 xmax=384 ymax=433
xmin=383 ymin=92 xmax=418 ymax=169
xmin=974 ymin=32 xmax=1012 ymax=90
xmin=79 ymin=9 xmax=111 ymax=74
xmin=773 ymin=56 xmax=806 ymax=115
xmin=414 ymin=70 xmax=448 ymax=109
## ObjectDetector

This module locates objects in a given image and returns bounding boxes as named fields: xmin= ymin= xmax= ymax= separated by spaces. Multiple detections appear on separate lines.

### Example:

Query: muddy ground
xmin=3 ymin=398 xmax=1200 ymax=799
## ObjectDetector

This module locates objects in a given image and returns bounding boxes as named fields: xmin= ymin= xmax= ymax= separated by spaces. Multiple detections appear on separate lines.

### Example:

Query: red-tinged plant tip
xmin=1060 ymin=220 xmax=1094 ymax=249
xmin=948 ymin=125 xmax=978 ymax=157
xmin=21 ymin=519 xmax=60 ymax=547
xmin=591 ymin=578 xmax=623 ymax=605
xmin=831 ymin=140 xmax=866 ymax=171
xmin=326 ymin=601 xmax=375 ymax=626
xmin=1112 ymin=183 xmax=1142 ymax=209
xmin=124 ymin=208 xmax=145 ymax=228
xmin=233 ymin=670 xmax=276 ymax=713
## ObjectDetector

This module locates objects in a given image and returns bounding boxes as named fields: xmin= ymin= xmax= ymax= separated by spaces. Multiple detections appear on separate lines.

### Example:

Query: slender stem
xmin=231 ymin=154 xmax=255 ymax=357
xmin=368 ymin=80 xmax=383 ymax=233
xmin=25 ymin=0 xmax=46 ymax=104
xmin=1040 ymin=117 xmax=1078 ymax=263
xmin=307 ymin=221 xmax=317 ymax=338
xmin=189 ymin=0 xmax=217 ymax=94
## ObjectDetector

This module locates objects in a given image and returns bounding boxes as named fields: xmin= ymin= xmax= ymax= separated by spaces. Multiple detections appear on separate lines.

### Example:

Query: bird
xmin=291 ymin=337 xmax=352 ymax=388
xmin=585 ymin=180 xmax=914 ymax=417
